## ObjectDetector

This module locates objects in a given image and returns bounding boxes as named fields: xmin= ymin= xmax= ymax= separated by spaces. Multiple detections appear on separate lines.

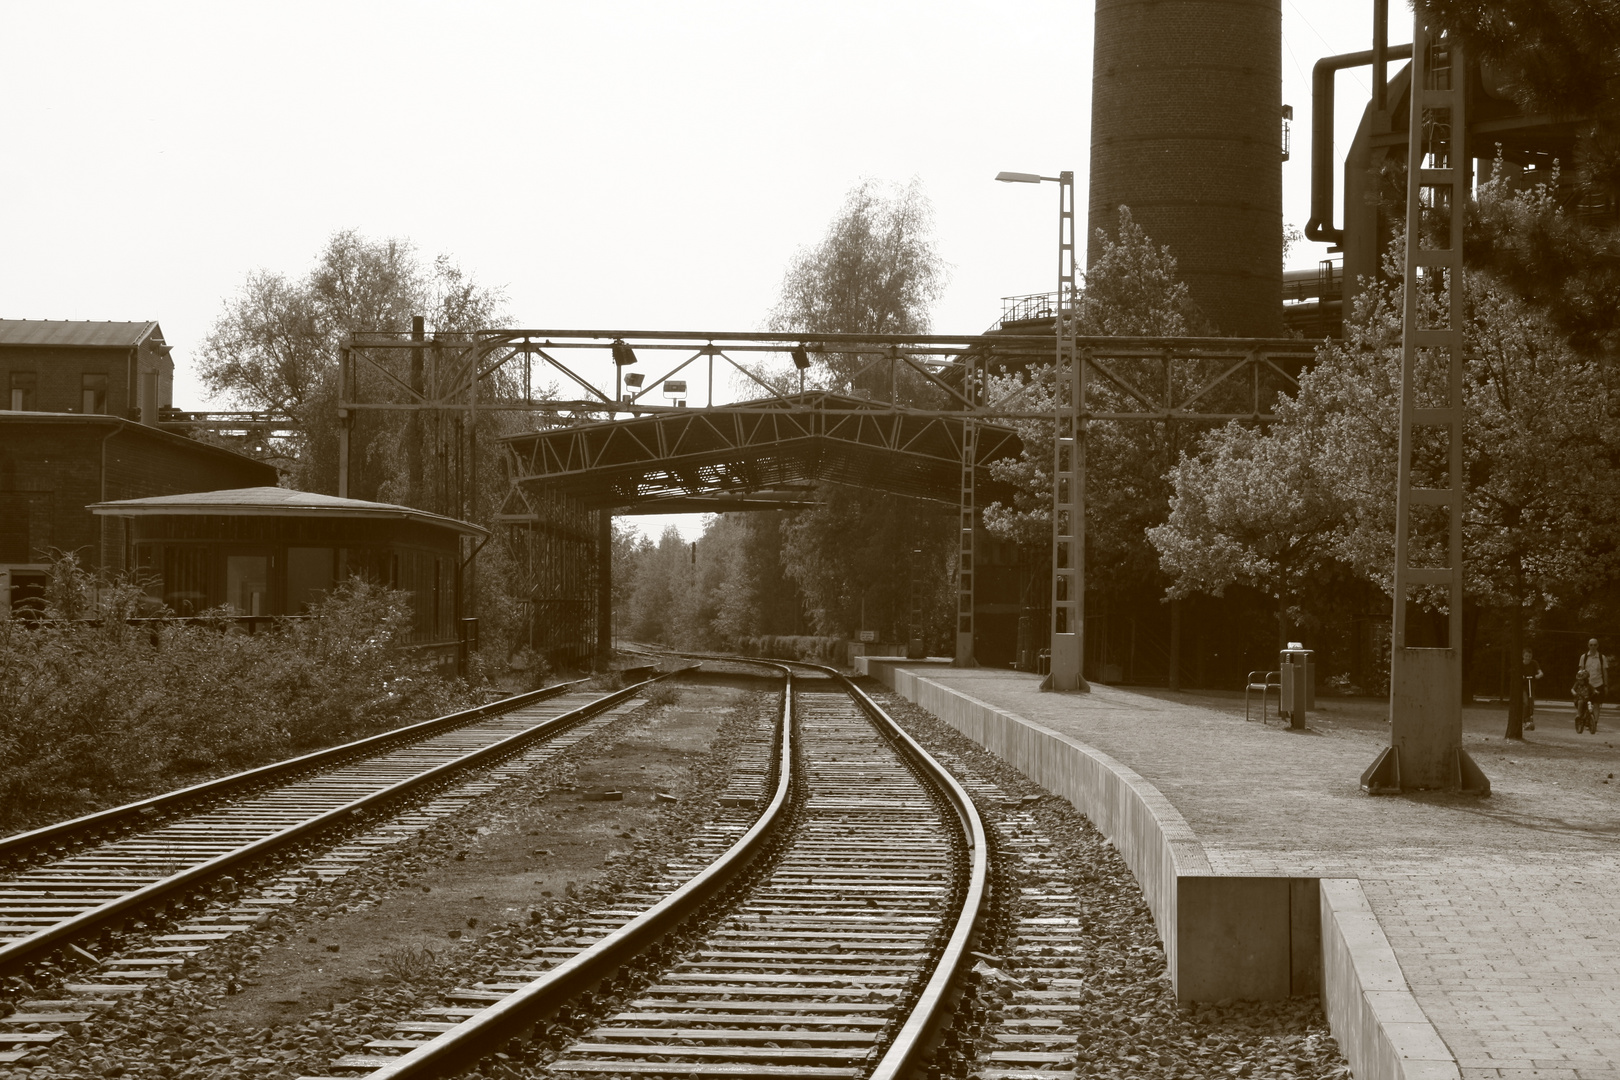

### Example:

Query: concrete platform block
xmin=860 ymin=660 xmax=1464 ymax=1080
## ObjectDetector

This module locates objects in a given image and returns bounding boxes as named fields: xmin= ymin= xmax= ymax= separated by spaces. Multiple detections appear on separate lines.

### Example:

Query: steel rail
xmin=780 ymin=660 xmax=989 ymax=1080
xmin=0 ymin=678 xmax=590 ymax=865
xmin=0 ymin=671 xmax=684 ymax=977
xmin=356 ymin=659 xmax=797 ymax=1080
xmin=609 ymin=649 xmax=989 ymax=1080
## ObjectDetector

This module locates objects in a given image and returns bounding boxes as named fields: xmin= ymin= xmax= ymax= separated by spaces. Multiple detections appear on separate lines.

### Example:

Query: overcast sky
xmin=3 ymin=1 xmax=1390 ymax=540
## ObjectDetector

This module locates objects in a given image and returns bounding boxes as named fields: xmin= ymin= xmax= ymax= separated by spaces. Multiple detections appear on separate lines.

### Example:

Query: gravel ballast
xmin=865 ymin=681 xmax=1353 ymax=1080
xmin=0 ymin=680 xmax=777 ymax=1080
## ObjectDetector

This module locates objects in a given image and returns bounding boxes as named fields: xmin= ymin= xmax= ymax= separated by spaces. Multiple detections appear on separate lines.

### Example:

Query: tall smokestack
xmin=1088 ymin=0 xmax=1283 ymax=337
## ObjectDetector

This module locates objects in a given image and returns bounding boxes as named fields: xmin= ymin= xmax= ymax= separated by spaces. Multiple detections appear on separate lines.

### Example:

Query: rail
xmin=796 ymin=659 xmax=989 ymax=1080
xmin=358 ymin=656 xmax=797 ymax=1079
xmin=0 ymin=678 xmax=588 ymax=866
xmin=0 ymin=671 xmax=685 ymax=976
xmin=352 ymin=651 xmax=986 ymax=1080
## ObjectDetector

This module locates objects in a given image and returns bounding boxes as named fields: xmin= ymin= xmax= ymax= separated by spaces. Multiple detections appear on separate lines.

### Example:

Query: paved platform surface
xmin=877 ymin=663 xmax=1620 ymax=1080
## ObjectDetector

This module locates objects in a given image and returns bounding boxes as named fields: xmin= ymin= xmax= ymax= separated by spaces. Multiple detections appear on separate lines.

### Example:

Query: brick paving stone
xmin=878 ymin=664 xmax=1620 ymax=1080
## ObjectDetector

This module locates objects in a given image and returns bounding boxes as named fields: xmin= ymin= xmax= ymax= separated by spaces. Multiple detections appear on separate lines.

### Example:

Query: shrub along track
xmin=0 ymin=672 xmax=686 ymax=1064
xmin=0 ymin=669 xmax=779 ymax=1079
xmin=270 ymin=660 xmax=987 ymax=1080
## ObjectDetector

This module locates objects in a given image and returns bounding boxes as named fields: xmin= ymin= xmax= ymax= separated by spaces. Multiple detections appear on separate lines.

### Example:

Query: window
xmin=162 ymin=546 xmax=210 ymax=614
xmin=286 ymin=547 xmax=333 ymax=612
xmin=226 ymin=555 xmax=269 ymax=616
xmin=81 ymin=373 xmax=108 ymax=414
xmin=7 ymin=372 xmax=35 ymax=412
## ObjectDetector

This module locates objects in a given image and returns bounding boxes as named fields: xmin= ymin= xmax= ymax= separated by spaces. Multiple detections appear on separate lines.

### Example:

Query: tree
xmin=768 ymin=179 xmax=955 ymax=642
xmin=1149 ymin=418 xmax=1353 ymax=645
xmin=1461 ymin=275 xmax=1620 ymax=735
xmin=768 ymin=178 xmax=947 ymax=398
xmin=200 ymin=230 xmax=509 ymax=501
xmin=1152 ymin=228 xmax=1620 ymax=737
xmin=983 ymin=206 xmax=1210 ymax=618
xmin=1421 ymin=3 xmax=1620 ymax=362
xmin=1427 ymin=1 xmax=1620 ymax=192
xmin=625 ymin=528 xmax=689 ymax=645
xmin=200 ymin=231 xmax=531 ymax=660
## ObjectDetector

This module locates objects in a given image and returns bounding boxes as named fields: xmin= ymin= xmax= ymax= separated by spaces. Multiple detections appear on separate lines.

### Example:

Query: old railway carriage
xmin=90 ymin=487 xmax=485 ymax=673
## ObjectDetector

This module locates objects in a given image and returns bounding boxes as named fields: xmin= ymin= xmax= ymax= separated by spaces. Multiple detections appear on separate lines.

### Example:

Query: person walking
xmin=1523 ymin=648 xmax=1543 ymax=731
xmin=1578 ymin=639 xmax=1609 ymax=732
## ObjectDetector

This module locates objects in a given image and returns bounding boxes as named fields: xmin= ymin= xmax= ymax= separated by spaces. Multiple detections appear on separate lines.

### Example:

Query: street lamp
xmin=791 ymin=345 xmax=812 ymax=394
xmin=997 ymin=169 xmax=1088 ymax=692
xmin=611 ymin=339 xmax=638 ymax=406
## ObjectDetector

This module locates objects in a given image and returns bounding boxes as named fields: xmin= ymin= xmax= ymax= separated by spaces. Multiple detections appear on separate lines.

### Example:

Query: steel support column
xmin=1363 ymin=14 xmax=1486 ymax=794
xmin=908 ymin=548 xmax=926 ymax=659
xmin=596 ymin=510 xmax=612 ymax=667
xmin=955 ymin=419 xmax=977 ymax=666
xmin=1050 ymin=171 xmax=1089 ymax=691
xmin=337 ymin=340 xmax=351 ymax=500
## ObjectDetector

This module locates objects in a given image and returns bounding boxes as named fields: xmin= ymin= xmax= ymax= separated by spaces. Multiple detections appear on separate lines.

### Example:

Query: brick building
xmin=0 ymin=417 xmax=276 ymax=616
xmin=0 ymin=320 xmax=175 ymax=422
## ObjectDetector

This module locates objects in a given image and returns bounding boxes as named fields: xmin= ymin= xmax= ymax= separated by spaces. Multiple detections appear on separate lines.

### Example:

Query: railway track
xmin=0 ymin=672 xmax=677 ymax=1015
xmin=283 ymin=658 xmax=985 ymax=1080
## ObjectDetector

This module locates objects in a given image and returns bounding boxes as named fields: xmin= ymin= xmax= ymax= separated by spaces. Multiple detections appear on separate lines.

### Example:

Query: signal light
xmin=611 ymin=340 xmax=637 ymax=366
xmin=791 ymin=345 xmax=811 ymax=371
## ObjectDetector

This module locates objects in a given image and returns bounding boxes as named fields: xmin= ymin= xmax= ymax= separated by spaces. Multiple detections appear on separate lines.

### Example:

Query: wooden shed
xmin=90 ymin=487 xmax=486 ymax=672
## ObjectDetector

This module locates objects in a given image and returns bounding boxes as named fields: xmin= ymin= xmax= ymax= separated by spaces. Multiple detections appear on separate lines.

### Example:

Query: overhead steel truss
xmin=159 ymin=410 xmax=302 ymax=438
xmin=338 ymin=328 xmax=1313 ymax=426
xmin=337 ymin=326 xmax=1318 ymax=671
xmin=501 ymin=391 xmax=1023 ymax=510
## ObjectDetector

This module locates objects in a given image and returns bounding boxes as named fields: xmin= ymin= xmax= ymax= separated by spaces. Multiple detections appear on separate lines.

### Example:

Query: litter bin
xmin=1279 ymin=643 xmax=1313 ymax=729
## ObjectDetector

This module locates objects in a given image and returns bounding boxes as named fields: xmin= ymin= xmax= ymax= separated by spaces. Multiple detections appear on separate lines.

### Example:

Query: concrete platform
xmin=860 ymin=660 xmax=1620 ymax=1080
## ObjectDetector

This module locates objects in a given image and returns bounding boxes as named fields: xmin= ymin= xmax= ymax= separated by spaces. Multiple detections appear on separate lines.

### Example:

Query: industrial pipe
xmin=1305 ymin=42 xmax=1413 ymax=245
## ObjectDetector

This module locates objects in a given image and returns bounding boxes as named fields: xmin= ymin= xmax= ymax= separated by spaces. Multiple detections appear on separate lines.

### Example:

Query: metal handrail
xmin=1246 ymin=670 xmax=1282 ymax=725
xmin=999 ymin=289 xmax=1070 ymax=324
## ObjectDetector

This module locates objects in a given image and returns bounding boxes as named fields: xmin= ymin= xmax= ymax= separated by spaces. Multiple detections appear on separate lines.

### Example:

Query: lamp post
xmin=997 ymin=170 xmax=1088 ymax=691
xmin=611 ymin=340 xmax=638 ymax=407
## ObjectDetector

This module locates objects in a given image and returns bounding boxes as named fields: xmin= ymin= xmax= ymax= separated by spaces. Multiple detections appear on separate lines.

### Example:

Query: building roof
xmin=88 ymin=486 xmax=488 ymax=537
xmin=0 ymin=412 xmax=279 ymax=479
xmin=0 ymin=320 xmax=166 ymax=350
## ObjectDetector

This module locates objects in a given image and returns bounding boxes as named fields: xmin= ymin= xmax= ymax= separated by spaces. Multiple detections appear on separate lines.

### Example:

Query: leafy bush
xmin=0 ymin=555 xmax=482 ymax=831
xmin=642 ymin=681 xmax=681 ymax=708
xmin=733 ymin=635 xmax=845 ymax=665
